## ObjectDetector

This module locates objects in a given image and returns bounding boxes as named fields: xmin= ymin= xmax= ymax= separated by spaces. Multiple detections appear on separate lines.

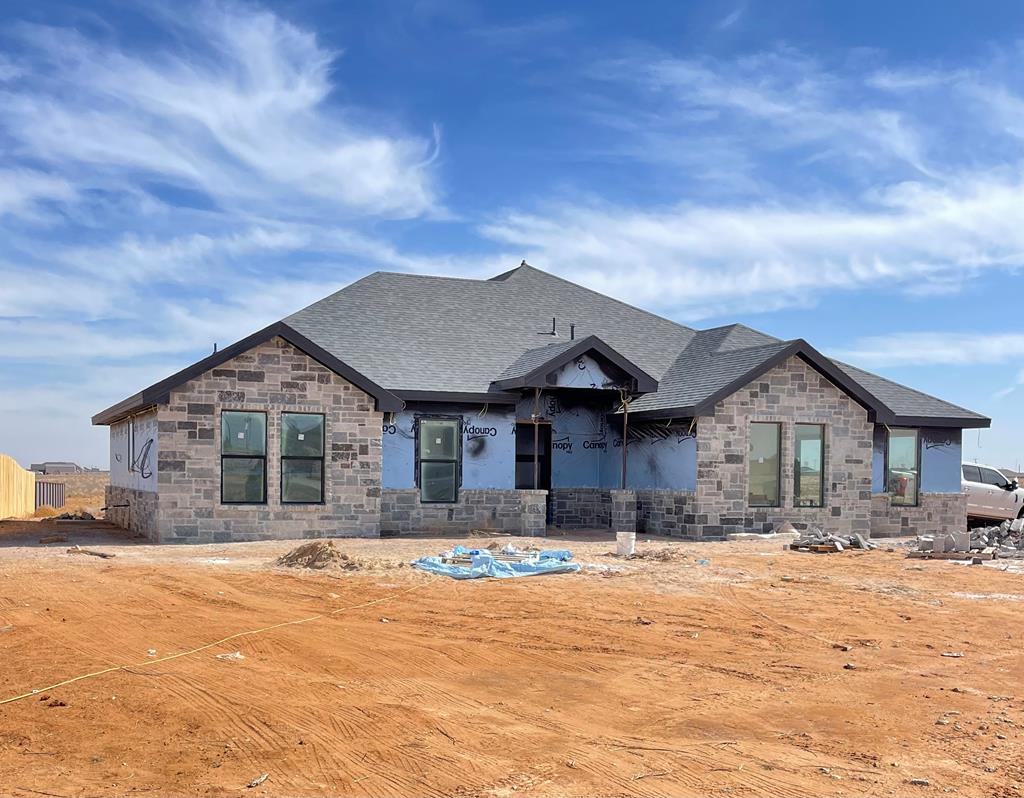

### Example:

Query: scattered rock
xmin=843 ymin=663 xmax=858 ymax=670
xmin=215 ymin=651 xmax=245 ymax=662
xmin=908 ymin=777 xmax=930 ymax=786
xmin=634 ymin=617 xmax=653 ymax=625
xmin=941 ymin=652 xmax=964 ymax=658
xmin=625 ymin=547 xmax=688 ymax=563
xmin=54 ymin=510 xmax=96 ymax=521
xmin=246 ymin=773 xmax=269 ymax=789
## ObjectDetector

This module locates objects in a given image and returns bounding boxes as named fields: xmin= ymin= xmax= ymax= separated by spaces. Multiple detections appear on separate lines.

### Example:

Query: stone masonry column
xmin=519 ymin=490 xmax=548 ymax=536
xmin=610 ymin=489 xmax=637 ymax=534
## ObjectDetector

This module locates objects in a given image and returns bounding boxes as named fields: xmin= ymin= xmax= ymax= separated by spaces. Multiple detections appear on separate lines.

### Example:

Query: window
xmin=794 ymin=424 xmax=824 ymax=508
xmin=417 ymin=417 xmax=461 ymax=503
xmin=962 ymin=464 xmax=982 ymax=483
xmin=221 ymin=411 xmax=266 ymax=504
xmin=979 ymin=467 xmax=1009 ymax=488
xmin=281 ymin=413 xmax=325 ymax=504
xmin=886 ymin=428 xmax=919 ymax=506
xmin=748 ymin=422 xmax=781 ymax=507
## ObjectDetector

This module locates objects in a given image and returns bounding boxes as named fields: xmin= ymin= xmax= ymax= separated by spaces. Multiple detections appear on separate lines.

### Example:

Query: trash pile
xmin=790 ymin=528 xmax=877 ymax=553
xmin=412 ymin=544 xmax=581 ymax=579
xmin=910 ymin=518 xmax=1024 ymax=561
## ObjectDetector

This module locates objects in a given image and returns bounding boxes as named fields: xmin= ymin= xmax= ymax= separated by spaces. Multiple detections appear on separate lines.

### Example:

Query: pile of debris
xmin=275 ymin=541 xmax=360 ymax=571
xmin=910 ymin=519 xmax=1024 ymax=561
xmin=53 ymin=510 xmax=96 ymax=521
xmin=790 ymin=528 xmax=877 ymax=553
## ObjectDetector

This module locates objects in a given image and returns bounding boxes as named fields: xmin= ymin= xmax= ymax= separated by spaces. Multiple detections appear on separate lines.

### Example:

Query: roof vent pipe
xmin=570 ymin=324 xmax=575 ymax=340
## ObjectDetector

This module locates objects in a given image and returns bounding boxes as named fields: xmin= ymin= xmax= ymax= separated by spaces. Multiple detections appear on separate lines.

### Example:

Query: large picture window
xmin=417 ymin=417 xmax=461 ymax=503
xmin=748 ymin=422 xmax=781 ymax=507
xmin=221 ymin=411 xmax=266 ymax=504
xmin=794 ymin=424 xmax=825 ymax=508
xmin=281 ymin=413 xmax=325 ymax=504
xmin=887 ymin=428 xmax=919 ymax=506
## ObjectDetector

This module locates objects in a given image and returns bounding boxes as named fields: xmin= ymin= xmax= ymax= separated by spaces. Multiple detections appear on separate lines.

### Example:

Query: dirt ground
xmin=1 ymin=521 xmax=1023 ymax=798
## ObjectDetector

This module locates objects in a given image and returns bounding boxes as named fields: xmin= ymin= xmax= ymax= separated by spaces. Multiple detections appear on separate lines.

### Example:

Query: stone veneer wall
xmin=380 ymin=488 xmax=547 ymax=535
xmin=870 ymin=492 xmax=967 ymax=538
xmin=151 ymin=337 xmax=382 ymax=544
xmin=549 ymin=488 xmax=611 ymax=529
xmin=104 ymin=484 xmax=159 ymax=540
xmin=609 ymin=489 xmax=636 ymax=534
xmin=635 ymin=490 xmax=697 ymax=537
xmin=693 ymin=356 xmax=874 ymax=538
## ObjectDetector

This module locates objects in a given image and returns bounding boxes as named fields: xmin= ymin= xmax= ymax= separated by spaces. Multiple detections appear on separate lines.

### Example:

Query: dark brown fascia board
xmin=90 ymin=392 xmax=156 ymax=427
xmin=491 ymin=335 xmax=659 ymax=393
xmin=624 ymin=339 xmax=991 ymax=430
xmin=884 ymin=414 xmax=990 ymax=429
xmin=392 ymin=390 xmax=519 ymax=405
xmin=92 ymin=321 xmax=402 ymax=426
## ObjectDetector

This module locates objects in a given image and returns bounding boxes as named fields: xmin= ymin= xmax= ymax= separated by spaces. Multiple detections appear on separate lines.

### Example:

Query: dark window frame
xmin=748 ymin=421 xmax=782 ymax=508
xmin=978 ymin=466 xmax=1009 ymax=489
xmin=280 ymin=412 xmax=326 ymax=505
xmin=962 ymin=464 xmax=982 ymax=483
xmin=415 ymin=415 xmax=463 ymax=504
xmin=884 ymin=427 xmax=920 ymax=508
xmin=220 ymin=410 xmax=268 ymax=505
xmin=793 ymin=423 xmax=826 ymax=508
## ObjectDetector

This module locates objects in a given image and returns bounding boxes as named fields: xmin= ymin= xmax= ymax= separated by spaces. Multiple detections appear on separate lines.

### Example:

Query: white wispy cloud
xmin=2 ymin=3 xmax=440 ymax=219
xmin=586 ymin=47 xmax=936 ymax=178
xmin=832 ymin=332 xmax=1024 ymax=368
xmin=0 ymin=169 xmax=77 ymax=219
xmin=480 ymin=168 xmax=1024 ymax=319
xmin=716 ymin=7 xmax=745 ymax=30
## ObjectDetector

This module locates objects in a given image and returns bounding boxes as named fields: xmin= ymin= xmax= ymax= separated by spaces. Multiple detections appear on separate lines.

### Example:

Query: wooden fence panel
xmin=0 ymin=454 xmax=36 ymax=519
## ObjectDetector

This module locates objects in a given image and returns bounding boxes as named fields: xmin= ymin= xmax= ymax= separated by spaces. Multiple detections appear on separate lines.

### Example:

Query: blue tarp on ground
xmin=411 ymin=545 xmax=581 ymax=580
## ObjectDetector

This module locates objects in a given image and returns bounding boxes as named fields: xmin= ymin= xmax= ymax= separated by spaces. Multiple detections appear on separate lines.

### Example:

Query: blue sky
xmin=2 ymin=0 xmax=1024 ymax=470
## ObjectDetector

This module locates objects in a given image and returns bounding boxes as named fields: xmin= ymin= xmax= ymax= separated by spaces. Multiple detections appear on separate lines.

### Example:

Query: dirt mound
xmin=627 ymin=547 xmax=688 ymax=563
xmin=275 ymin=541 xmax=359 ymax=571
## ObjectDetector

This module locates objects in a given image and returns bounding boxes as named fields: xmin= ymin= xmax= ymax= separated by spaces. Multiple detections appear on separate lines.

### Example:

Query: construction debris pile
xmin=53 ymin=510 xmax=96 ymax=521
xmin=790 ymin=528 xmax=877 ymax=553
xmin=910 ymin=519 xmax=1024 ymax=561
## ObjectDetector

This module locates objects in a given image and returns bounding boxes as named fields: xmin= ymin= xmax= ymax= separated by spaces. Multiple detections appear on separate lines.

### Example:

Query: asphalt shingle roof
xmin=281 ymin=264 xmax=987 ymax=426
xmin=495 ymin=339 xmax=585 ymax=381
xmin=831 ymin=360 xmax=989 ymax=424
xmin=286 ymin=265 xmax=696 ymax=394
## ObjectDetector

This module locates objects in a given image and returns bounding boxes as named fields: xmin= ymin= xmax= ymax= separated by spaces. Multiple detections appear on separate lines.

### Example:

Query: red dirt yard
xmin=1 ymin=520 xmax=1023 ymax=797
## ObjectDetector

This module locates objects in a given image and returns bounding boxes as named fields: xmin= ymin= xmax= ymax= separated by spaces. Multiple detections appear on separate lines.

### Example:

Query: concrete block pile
xmin=790 ymin=528 xmax=877 ymax=553
xmin=913 ymin=518 xmax=1024 ymax=559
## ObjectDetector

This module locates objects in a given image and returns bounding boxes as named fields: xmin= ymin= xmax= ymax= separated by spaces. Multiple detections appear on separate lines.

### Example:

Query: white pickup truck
xmin=962 ymin=463 xmax=1024 ymax=524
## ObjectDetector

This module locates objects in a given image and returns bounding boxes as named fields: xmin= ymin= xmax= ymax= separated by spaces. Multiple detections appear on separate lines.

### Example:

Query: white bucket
xmin=616 ymin=530 xmax=636 ymax=556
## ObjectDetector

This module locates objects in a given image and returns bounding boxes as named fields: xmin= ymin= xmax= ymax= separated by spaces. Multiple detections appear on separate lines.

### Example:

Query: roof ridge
xmin=371 ymin=270 xmax=501 ymax=285
xmin=501 ymin=263 xmax=697 ymax=334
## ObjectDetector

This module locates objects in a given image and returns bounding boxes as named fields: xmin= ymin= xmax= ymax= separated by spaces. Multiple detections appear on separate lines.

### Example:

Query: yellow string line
xmin=0 ymin=578 xmax=434 ymax=708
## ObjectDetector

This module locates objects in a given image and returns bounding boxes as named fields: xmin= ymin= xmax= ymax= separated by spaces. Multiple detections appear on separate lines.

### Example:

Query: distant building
xmin=29 ymin=462 xmax=100 ymax=475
